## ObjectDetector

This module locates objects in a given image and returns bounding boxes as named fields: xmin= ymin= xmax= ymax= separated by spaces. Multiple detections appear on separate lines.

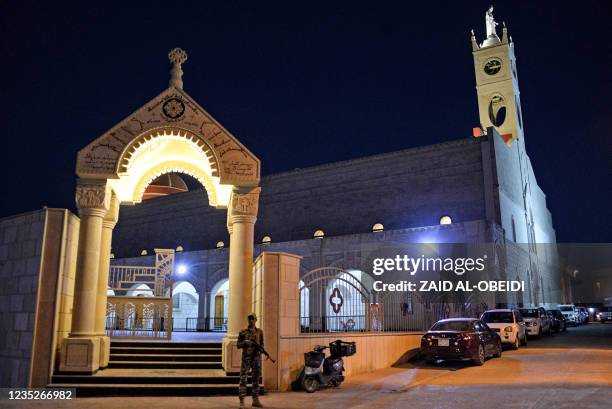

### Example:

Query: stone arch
xmin=107 ymin=128 xmax=233 ymax=208
xmin=171 ymin=281 xmax=200 ymax=330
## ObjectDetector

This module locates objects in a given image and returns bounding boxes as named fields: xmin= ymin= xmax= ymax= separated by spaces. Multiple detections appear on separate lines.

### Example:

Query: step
xmin=110 ymin=341 xmax=222 ymax=348
xmin=51 ymin=374 xmax=240 ymax=385
xmin=47 ymin=383 xmax=250 ymax=397
xmin=111 ymin=347 xmax=221 ymax=355
xmin=108 ymin=361 xmax=223 ymax=369
xmin=109 ymin=354 xmax=221 ymax=362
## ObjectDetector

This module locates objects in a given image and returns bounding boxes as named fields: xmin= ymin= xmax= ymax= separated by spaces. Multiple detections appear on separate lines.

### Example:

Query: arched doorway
xmin=171 ymin=281 xmax=199 ymax=331
xmin=209 ymin=279 xmax=229 ymax=331
xmin=60 ymin=48 xmax=262 ymax=373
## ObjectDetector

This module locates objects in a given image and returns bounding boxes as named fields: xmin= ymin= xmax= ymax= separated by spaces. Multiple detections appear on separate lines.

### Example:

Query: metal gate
xmin=299 ymin=267 xmax=376 ymax=333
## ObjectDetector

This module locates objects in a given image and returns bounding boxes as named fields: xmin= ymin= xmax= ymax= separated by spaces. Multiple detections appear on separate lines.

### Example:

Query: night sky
xmin=1 ymin=1 xmax=610 ymax=242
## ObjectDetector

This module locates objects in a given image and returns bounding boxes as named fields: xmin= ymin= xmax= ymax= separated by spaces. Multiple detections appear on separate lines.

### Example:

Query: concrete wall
xmin=0 ymin=210 xmax=46 ymax=387
xmin=278 ymin=332 xmax=423 ymax=391
xmin=112 ymin=138 xmax=486 ymax=258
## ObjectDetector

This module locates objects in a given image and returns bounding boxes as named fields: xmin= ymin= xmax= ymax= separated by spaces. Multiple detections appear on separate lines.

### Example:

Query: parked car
xmin=519 ymin=308 xmax=551 ymax=337
xmin=559 ymin=304 xmax=579 ymax=326
xmin=480 ymin=309 xmax=527 ymax=350
xmin=596 ymin=307 xmax=612 ymax=323
xmin=421 ymin=318 xmax=502 ymax=366
xmin=546 ymin=310 xmax=567 ymax=332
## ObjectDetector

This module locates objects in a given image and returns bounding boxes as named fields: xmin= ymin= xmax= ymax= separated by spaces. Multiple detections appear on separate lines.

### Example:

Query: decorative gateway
xmin=105 ymin=249 xmax=175 ymax=339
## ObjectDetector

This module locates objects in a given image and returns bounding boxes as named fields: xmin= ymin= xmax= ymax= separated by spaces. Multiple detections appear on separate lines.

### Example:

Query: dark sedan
xmin=420 ymin=318 xmax=502 ymax=366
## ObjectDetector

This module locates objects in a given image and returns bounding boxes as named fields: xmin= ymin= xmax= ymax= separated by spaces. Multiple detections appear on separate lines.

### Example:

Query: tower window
xmin=313 ymin=229 xmax=325 ymax=239
xmin=372 ymin=223 xmax=384 ymax=233
xmin=216 ymin=241 xmax=225 ymax=249
xmin=488 ymin=94 xmax=507 ymax=127
xmin=261 ymin=236 xmax=272 ymax=244
xmin=176 ymin=245 xmax=184 ymax=252
xmin=439 ymin=216 xmax=452 ymax=225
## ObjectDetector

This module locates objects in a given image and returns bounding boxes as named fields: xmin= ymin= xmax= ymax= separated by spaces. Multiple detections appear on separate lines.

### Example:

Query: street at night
xmin=7 ymin=323 xmax=610 ymax=409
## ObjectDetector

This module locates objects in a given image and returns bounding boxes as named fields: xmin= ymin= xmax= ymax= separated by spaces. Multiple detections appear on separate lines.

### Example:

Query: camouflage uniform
xmin=237 ymin=326 xmax=264 ymax=400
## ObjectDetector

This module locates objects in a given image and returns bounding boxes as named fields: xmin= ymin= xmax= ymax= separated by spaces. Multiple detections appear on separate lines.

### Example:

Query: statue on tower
xmin=485 ymin=6 xmax=498 ymax=38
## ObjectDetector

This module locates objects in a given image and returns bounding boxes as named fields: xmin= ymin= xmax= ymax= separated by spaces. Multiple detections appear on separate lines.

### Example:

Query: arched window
xmin=140 ymin=250 xmax=148 ymax=256
xmin=439 ymin=215 xmax=452 ymax=225
xmin=313 ymin=229 xmax=325 ymax=239
xmin=216 ymin=241 xmax=225 ymax=249
xmin=372 ymin=223 xmax=384 ymax=233
xmin=261 ymin=236 xmax=272 ymax=244
xmin=176 ymin=245 xmax=184 ymax=252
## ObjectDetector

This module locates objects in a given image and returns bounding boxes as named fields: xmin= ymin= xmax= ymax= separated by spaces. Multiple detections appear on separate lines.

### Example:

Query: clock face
xmin=484 ymin=59 xmax=502 ymax=75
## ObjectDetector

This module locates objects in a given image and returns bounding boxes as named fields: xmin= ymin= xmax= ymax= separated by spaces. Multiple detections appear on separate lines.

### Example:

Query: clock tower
xmin=471 ymin=6 xmax=524 ymax=146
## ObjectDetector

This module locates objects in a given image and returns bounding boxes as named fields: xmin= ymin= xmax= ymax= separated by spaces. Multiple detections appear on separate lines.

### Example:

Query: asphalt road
xmin=6 ymin=323 xmax=612 ymax=409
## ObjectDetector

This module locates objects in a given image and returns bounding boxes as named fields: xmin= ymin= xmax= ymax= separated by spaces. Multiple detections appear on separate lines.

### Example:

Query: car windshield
xmin=559 ymin=306 xmax=574 ymax=312
xmin=481 ymin=311 xmax=513 ymax=323
xmin=430 ymin=321 xmax=471 ymax=332
xmin=519 ymin=309 xmax=539 ymax=317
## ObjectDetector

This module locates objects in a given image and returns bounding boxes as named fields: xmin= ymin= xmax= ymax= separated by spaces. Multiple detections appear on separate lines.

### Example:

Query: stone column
xmin=94 ymin=194 xmax=119 ymax=368
xmin=59 ymin=180 xmax=110 ymax=373
xmin=222 ymin=186 xmax=260 ymax=373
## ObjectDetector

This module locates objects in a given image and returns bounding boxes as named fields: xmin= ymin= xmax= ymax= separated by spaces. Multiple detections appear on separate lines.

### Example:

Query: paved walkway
xmin=5 ymin=324 xmax=611 ymax=409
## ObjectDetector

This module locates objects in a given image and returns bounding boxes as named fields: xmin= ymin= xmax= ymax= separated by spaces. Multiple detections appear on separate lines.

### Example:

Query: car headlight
xmin=504 ymin=326 xmax=513 ymax=332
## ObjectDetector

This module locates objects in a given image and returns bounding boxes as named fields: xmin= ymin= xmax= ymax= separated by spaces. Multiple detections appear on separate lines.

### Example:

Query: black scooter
xmin=299 ymin=340 xmax=356 ymax=393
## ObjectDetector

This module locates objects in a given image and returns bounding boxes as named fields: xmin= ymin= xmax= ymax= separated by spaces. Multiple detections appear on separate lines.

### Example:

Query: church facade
xmin=110 ymin=14 xmax=561 ymax=325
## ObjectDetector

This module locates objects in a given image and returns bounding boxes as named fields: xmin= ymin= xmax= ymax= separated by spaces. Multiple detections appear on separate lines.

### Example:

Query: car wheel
xmin=520 ymin=334 xmax=527 ymax=346
xmin=302 ymin=376 xmax=320 ymax=393
xmin=495 ymin=341 xmax=502 ymax=358
xmin=473 ymin=344 xmax=485 ymax=366
xmin=512 ymin=336 xmax=519 ymax=350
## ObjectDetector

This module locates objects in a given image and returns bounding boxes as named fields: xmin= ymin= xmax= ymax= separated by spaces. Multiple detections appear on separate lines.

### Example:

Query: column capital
xmin=76 ymin=179 xmax=111 ymax=212
xmin=228 ymin=186 xmax=260 ymax=229
xmin=102 ymin=193 xmax=120 ymax=229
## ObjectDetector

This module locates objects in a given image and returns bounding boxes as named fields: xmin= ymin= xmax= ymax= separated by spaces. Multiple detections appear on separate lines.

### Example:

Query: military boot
xmin=252 ymin=396 xmax=263 ymax=407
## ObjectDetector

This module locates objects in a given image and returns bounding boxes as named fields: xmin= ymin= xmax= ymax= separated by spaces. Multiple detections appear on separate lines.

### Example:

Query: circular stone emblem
xmin=162 ymin=98 xmax=185 ymax=120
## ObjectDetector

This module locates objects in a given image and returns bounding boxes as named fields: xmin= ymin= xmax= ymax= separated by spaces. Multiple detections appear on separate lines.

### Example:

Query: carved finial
xmin=168 ymin=48 xmax=188 ymax=89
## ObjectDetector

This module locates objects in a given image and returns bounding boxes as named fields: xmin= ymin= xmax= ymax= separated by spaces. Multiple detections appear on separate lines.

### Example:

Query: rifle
xmin=251 ymin=340 xmax=276 ymax=363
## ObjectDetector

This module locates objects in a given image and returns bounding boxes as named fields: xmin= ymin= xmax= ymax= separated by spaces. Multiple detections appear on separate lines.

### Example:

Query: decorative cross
xmin=168 ymin=48 xmax=188 ymax=89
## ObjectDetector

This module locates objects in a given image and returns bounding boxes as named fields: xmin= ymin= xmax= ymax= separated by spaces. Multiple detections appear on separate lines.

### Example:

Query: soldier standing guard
xmin=237 ymin=313 xmax=264 ymax=408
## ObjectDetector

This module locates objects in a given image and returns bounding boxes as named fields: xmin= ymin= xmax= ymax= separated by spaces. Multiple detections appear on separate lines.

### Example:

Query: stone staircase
xmin=49 ymin=340 xmax=254 ymax=396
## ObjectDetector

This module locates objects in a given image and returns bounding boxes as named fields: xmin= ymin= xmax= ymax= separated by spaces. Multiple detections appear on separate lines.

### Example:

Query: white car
xmin=519 ymin=307 xmax=551 ymax=337
xmin=480 ymin=309 xmax=527 ymax=349
xmin=559 ymin=304 xmax=579 ymax=326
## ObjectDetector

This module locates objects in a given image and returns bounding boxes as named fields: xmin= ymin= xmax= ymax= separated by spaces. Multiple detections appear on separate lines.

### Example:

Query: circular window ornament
xmin=483 ymin=58 xmax=502 ymax=75
xmin=216 ymin=241 xmax=225 ymax=249
xmin=372 ymin=223 xmax=384 ymax=233
xmin=440 ymin=215 xmax=452 ymax=225
xmin=262 ymin=236 xmax=272 ymax=244
xmin=313 ymin=229 xmax=325 ymax=239
xmin=162 ymin=97 xmax=186 ymax=120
